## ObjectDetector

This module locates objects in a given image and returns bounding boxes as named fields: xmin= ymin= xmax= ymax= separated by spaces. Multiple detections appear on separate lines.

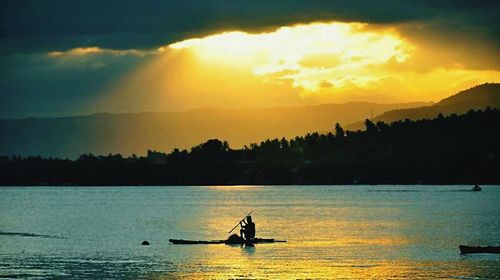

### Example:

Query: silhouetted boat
xmin=471 ymin=184 xmax=482 ymax=191
xmin=169 ymin=238 xmax=286 ymax=245
xmin=459 ymin=245 xmax=500 ymax=254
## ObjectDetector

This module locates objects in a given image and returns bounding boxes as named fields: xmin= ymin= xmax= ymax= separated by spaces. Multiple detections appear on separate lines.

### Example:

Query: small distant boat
xmin=459 ymin=245 xmax=500 ymax=254
xmin=471 ymin=184 xmax=482 ymax=192
xmin=169 ymin=237 xmax=286 ymax=245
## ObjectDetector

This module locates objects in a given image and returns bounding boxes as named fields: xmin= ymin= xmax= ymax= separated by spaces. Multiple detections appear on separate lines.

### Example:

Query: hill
xmin=346 ymin=83 xmax=500 ymax=130
xmin=0 ymin=102 xmax=428 ymax=158
xmin=2 ymin=108 xmax=499 ymax=185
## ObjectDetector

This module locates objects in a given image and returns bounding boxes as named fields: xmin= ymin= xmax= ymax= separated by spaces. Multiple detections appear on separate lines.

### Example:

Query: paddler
xmin=240 ymin=215 xmax=256 ymax=240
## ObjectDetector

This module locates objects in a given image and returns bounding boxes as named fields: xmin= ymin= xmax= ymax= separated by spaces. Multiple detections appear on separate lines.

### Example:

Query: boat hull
xmin=169 ymin=238 xmax=286 ymax=245
xmin=459 ymin=245 xmax=500 ymax=254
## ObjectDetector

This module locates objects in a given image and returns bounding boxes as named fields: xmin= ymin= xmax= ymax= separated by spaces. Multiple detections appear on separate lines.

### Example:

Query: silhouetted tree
xmin=364 ymin=119 xmax=377 ymax=133
xmin=335 ymin=123 xmax=345 ymax=138
xmin=1 ymin=108 xmax=499 ymax=185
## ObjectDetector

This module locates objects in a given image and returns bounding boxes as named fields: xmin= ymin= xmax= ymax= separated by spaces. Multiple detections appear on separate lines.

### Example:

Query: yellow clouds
xmin=48 ymin=47 xmax=104 ymax=57
xmin=47 ymin=47 xmax=151 ymax=58
xmin=44 ymin=46 xmax=157 ymax=72
xmin=90 ymin=21 xmax=500 ymax=113
xmin=165 ymin=21 xmax=500 ymax=104
xmin=169 ymin=22 xmax=412 ymax=92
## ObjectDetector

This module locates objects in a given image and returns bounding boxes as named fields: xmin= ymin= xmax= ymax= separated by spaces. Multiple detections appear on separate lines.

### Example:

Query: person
xmin=240 ymin=215 xmax=256 ymax=240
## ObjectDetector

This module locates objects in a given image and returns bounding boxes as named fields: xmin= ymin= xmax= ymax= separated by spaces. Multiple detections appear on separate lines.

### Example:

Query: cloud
xmin=1 ymin=1 xmax=499 ymax=117
xmin=299 ymin=54 xmax=342 ymax=68
xmin=1 ymin=1 xmax=498 ymax=57
xmin=0 ymin=48 xmax=150 ymax=118
xmin=37 ymin=46 xmax=158 ymax=72
xmin=47 ymin=47 xmax=104 ymax=58
xmin=169 ymin=22 xmax=412 ymax=92
xmin=163 ymin=20 xmax=500 ymax=103
xmin=46 ymin=47 xmax=153 ymax=58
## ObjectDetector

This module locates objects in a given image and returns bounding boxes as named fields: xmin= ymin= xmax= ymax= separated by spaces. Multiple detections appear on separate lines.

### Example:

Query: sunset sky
xmin=1 ymin=0 xmax=499 ymax=118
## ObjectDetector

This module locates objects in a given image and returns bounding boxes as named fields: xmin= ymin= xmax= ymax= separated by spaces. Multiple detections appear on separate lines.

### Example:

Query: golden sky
xmin=2 ymin=1 xmax=500 ymax=118
xmin=43 ymin=21 xmax=500 ymax=112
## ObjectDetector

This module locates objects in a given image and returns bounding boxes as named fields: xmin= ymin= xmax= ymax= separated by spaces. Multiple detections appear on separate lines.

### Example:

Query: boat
xmin=170 ymin=213 xmax=286 ymax=246
xmin=459 ymin=245 xmax=500 ymax=254
xmin=471 ymin=184 xmax=481 ymax=191
xmin=169 ymin=237 xmax=286 ymax=245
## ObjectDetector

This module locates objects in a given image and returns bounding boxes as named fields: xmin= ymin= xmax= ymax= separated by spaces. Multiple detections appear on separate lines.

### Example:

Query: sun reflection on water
xmin=151 ymin=252 xmax=498 ymax=279
xmin=206 ymin=185 xmax=267 ymax=190
xmin=2 ymin=186 xmax=499 ymax=279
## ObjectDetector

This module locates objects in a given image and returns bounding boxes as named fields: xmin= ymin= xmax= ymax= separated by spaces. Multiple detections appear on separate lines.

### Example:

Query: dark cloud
xmin=0 ymin=52 xmax=148 ymax=118
xmin=1 ymin=0 xmax=499 ymax=118
xmin=1 ymin=0 xmax=499 ymax=53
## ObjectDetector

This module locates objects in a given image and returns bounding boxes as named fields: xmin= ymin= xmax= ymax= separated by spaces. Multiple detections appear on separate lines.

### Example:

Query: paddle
xmin=228 ymin=210 xmax=253 ymax=234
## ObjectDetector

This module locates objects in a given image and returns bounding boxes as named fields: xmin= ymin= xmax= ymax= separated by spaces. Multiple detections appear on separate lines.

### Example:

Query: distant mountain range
xmin=3 ymin=107 xmax=499 ymax=185
xmin=1 ymin=83 xmax=498 ymax=158
xmin=0 ymin=102 xmax=429 ymax=158
xmin=346 ymin=83 xmax=500 ymax=130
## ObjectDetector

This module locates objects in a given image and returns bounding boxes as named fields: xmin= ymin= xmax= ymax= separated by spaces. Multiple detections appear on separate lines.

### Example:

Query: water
xmin=1 ymin=185 xmax=499 ymax=279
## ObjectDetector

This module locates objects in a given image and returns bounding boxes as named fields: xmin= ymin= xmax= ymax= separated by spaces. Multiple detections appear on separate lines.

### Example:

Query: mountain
xmin=346 ymin=83 xmax=500 ymax=131
xmin=0 ymin=102 xmax=429 ymax=158
xmin=2 ymin=108 xmax=499 ymax=185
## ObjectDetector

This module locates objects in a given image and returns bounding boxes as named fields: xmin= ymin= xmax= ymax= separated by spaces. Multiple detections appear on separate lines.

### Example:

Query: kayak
xmin=471 ymin=185 xmax=482 ymax=191
xmin=459 ymin=245 xmax=500 ymax=254
xmin=169 ymin=238 xmax=286 ymax=245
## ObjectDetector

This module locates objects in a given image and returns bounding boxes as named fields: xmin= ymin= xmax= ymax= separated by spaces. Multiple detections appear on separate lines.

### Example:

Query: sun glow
xmin=169 ymin=22 xmax=412 ymax=92
xmin=94 ymin=21 xmax=500 ymax=113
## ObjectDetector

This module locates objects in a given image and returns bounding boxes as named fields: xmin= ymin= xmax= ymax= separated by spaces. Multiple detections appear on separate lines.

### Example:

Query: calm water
xmin=0 ymin=185 xmax=499 ymax=279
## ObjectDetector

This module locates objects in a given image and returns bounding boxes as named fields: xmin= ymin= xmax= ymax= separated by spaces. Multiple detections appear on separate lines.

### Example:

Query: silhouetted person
xmin=240 ymin=216 xmax=255 ymax=240
xmin=472 ymin=184 xmax=481 ymax=191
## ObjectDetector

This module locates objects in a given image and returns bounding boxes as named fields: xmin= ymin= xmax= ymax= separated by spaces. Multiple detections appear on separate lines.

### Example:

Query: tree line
xmin=1 ymin=108 xmax=499 ymax=185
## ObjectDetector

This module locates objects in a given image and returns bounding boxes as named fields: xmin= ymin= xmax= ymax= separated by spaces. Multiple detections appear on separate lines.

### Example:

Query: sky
xmin=1 ymin=0 xmax=499 ymax=118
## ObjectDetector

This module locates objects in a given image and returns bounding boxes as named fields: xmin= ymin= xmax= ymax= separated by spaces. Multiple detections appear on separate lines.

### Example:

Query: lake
xmin=1 ymin=185 xmax=499 ymax=279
